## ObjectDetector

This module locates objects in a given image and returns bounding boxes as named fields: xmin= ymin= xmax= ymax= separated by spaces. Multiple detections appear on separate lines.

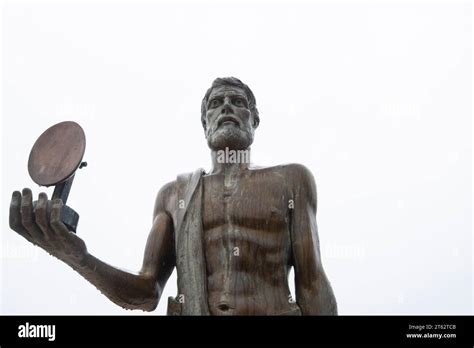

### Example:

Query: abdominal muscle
xmin=204 ymin=224 xmax=298 ymax=316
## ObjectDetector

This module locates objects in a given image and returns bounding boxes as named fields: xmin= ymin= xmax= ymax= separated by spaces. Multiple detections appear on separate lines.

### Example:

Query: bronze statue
xmin=9 ymin=77 xmax=337 ymax=315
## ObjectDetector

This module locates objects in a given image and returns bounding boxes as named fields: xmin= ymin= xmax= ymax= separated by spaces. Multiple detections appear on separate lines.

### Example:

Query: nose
xmin=221 ymin=97 xmax=233 ymax=114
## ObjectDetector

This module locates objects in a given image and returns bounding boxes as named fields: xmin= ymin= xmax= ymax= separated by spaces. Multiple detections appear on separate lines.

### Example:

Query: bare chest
xmin=202 ymin=172 xmax=291 ymax=232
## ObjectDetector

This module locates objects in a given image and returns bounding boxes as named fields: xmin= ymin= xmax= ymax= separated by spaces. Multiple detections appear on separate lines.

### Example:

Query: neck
xmin=209 ymin=147 xmax=251 ymax=174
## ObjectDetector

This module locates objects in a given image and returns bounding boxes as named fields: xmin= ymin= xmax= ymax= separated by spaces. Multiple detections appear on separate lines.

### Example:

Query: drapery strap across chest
xmin=173 ymin=168 xmax=210 ymax=315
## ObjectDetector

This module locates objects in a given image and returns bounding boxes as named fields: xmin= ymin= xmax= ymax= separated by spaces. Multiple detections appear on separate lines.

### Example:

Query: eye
xmin=233 ymin=98 xmax=245 ymax=107
xmin=209 ymin=99 xmax=221 ymax=108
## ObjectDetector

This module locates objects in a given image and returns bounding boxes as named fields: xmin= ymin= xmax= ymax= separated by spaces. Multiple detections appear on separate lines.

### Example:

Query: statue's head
xmin=201 ymin=77 xmax=259 ymax=151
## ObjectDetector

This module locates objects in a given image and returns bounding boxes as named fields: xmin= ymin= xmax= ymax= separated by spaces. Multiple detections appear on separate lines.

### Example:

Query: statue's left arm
xmin=289 ymin=164 xmax=337 ymax=315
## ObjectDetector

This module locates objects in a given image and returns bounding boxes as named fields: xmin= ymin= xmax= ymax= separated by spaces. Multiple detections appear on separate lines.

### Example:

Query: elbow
xmin=116 ymin=277 xmax=161 ymax=312
xmin=298 ymin=291 xmax=338 ymax=316
xmin=140 ymin=297 xmax=159 ymax=312
xmin=319 ymin=292 xmax=338 ymax=315
xmin=138 ymin=280 xmax=161 ymax=312
xmin=298 ymin=278 xmax=338 ymax=315
xmin=118 ymin=299 xmax=157 ymax=312
xmin=119 ymin=289 xmax=159 ymax=312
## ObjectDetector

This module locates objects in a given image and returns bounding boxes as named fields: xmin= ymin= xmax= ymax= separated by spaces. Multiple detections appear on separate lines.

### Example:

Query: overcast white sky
xmin=1 ymin=1 xmax=472 ymax=315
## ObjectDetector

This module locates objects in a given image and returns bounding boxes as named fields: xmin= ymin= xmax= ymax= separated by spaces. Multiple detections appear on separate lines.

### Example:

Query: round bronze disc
xmin=28 ymin=121 xmax=86 ymax=187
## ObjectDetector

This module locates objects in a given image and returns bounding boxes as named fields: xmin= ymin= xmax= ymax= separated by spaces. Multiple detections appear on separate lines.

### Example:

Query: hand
xmin=9 ymin=188 xmax=88 ymax=266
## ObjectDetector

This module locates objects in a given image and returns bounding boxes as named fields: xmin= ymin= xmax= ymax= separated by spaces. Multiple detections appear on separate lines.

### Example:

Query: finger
xmin=20 ymin=188 xmax=43 ymax=242
xmin=35 ymin=192 xmax=49 ymax=240
xmin=9 ymin=191 xmax=32 ymax=240
xmin=50 ymin=199 xmax=70 ymax=237
xmin=20 ymin=188 xmax=33 ymax=229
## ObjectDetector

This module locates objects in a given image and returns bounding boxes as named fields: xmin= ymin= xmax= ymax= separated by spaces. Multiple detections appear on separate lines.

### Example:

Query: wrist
xmin=66 ymin=250 xmax=90 ymax=270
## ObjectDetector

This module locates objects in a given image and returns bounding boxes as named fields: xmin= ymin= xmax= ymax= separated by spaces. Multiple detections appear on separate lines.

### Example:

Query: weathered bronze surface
xmin=28 ymin=121 xmax=85 ymax=187
xmin=10 ymin=77 xmax=337 ymax=315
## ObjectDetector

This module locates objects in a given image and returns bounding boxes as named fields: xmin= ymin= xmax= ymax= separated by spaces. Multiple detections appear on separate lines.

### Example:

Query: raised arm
xmin=9 ymin=182 xmax=176 ymax=312
xmin=289 ymin=165 xmax=337 ymax=315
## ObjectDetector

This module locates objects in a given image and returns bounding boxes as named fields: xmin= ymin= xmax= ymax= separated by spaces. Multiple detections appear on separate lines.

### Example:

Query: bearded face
xmin=204 ymin=85 xmax=257 ymax=151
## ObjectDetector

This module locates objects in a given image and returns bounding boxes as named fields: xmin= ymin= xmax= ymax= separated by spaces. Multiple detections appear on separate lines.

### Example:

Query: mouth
xmin=217 ymin=115 xmax=240 ymax=128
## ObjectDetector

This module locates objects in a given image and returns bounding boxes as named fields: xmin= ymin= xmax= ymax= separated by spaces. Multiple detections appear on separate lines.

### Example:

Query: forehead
xmin=209 ymin=85 xmax=248 ymax=99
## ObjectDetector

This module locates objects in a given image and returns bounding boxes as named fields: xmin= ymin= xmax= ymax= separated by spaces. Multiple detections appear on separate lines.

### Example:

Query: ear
xmin=252 ymin=114 xmax=260 ymax=129
xmin=202 ymin=119 xmax=209 ymax=138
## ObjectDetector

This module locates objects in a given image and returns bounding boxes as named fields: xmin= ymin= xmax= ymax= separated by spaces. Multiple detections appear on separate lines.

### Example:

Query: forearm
xmin=9 ymin=189 xmax=166 ymax=312
xmin=67 ymin=252 xmax=159 ymax=311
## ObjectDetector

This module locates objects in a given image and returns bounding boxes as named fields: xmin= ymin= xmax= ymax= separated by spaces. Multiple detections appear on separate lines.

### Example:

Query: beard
xmin=206 ymin=125 xmax=254 ymax=151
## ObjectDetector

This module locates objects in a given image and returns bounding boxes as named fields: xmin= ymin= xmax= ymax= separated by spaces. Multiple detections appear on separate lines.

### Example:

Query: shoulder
xmin=282 ymin=163 xmax=316 ymax=183
xmin=153 ymin=168 xmax=204 ymax=218
xmin=251 ymin=163 xmax=316 ymax=188
xmin=282 ymin=164 xmax=317 ymax=202
xmin=153 ymin=179 xmax=178 ymax=218
xmin=286 ymin=164 xmax=317 ymax=212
